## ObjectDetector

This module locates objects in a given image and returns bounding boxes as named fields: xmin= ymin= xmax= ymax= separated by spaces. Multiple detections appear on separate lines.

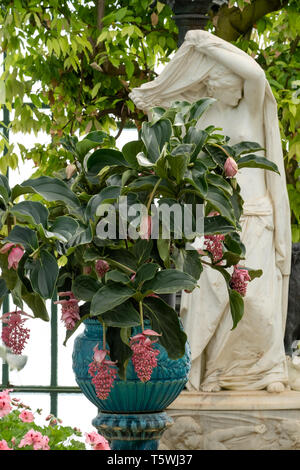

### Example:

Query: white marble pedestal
xmin=159 ymin=391 xmax=300 ymax=450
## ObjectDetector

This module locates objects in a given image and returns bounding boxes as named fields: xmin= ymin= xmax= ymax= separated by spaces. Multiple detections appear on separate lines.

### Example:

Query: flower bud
xmin=95 ymin=260 xmax=110 ymax=278
xmin=224 ymin=157 xmax=238 ymax=177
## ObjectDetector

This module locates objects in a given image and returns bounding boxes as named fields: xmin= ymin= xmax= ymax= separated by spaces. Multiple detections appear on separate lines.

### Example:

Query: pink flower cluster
xmin=230 ymin=265 xmax=251 ymax=297
xmin=204 ymin=234 xmax=225 ymax=263
xmin=54 ymin=291 xmax=80 ymax=330
xmin=85 ymin=431 xmax=110 ymax=450
xmin=18 ymin=430 xmax=50 ymax=450
xmin=130 ymin=329 xmax=160 ymax=382
xmin=0 ymin=243 xmax=24 ymax=270
xmin=0 ymin=389 xmax=12 ymax=418
xmin=88 ymin=346 xmax=118 ymax=400
xmin=1 ymin=311 xmax=30 ymax=355
xmin=95 ymin=260 xmax=110 ymax=278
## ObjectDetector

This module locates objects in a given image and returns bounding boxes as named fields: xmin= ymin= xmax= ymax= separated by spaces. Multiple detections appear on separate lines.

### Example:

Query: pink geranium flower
xmin=19 ymin=409 xmax=34 ymax=423
xmin=85 ymin=431 xmax=110 ymax=450
xmin=0 ymin=440 xmax=12 ymax=450
xmin=19 ymin=429 xmax=50 ymax=450
xmin=0 ymin=389 xmax=12 ymax=418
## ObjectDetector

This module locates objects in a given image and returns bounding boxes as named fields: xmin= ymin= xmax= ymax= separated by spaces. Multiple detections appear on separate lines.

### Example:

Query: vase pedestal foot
xmin=92 ymin=411 xmax=173 ymax=450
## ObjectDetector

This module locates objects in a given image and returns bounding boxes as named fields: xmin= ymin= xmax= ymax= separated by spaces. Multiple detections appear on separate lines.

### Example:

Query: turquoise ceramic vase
xmin=72 ymin=318 xmax=191 ymax=450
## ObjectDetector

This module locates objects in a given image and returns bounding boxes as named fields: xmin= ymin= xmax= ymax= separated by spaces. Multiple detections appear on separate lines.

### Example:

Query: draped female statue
xmin=129 ymin=30 xmax=291 ymax=393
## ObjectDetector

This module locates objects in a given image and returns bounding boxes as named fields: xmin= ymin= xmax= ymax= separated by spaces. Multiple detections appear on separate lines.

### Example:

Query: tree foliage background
xmin=0 ymin=0 xmax=299 ymax=240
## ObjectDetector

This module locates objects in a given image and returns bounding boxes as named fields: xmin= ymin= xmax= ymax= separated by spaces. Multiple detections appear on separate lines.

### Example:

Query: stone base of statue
xmin=159 ymin=390 xmax=300 ymax=450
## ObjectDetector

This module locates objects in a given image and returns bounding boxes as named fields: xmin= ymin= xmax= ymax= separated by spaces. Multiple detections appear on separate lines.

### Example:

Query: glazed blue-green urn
xmin=72 ymin=318 xmax=191 ymax=450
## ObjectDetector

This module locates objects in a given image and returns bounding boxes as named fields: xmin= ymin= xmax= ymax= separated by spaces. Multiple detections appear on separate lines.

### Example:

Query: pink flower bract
xmin=1 ymin=311 xmax=30 ymax=355
xmin=224 ymin=156 xmax=238 ymax=177
xmin=95 ymin=260 xmax=110 ymax=278
xmin=130 ymin=330 xmax=160 ymax=382
xmin=54 ymin=292 xmax=80 ymax=330
xmin=204 ymin=234 xmax=225 ymax=263
xmin=88 ymin=347 xmax=117 ymax=400
xmin=230 ymin=265 xmax=251 ymax=297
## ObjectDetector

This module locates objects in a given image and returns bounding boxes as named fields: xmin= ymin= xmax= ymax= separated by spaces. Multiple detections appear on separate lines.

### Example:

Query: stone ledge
xmin=168 ymin=390 xmax=300 ymax=411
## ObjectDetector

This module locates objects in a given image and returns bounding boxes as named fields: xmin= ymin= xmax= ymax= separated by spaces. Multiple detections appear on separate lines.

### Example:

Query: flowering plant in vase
xmin=0 ymin=99 xmax=279 ymax=399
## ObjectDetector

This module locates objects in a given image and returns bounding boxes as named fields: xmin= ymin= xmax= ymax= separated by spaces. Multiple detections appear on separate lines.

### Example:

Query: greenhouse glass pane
xmin=57 ymin=321 xmax=84 ymax=386
xmin=58 ymin=393 xmax=97 ymax=432
xmin=10 ymin=392 xmax=50 ymax=426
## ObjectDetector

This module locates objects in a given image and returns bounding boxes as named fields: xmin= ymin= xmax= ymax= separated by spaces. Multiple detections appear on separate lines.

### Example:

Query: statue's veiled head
xmin=203 ymin=63 xmax=244 ymax=107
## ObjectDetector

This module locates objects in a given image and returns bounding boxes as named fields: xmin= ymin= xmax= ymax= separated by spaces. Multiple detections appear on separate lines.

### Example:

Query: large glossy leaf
xmin=228 ymin=288 xmax=244 ymax=330
xmin=29 ymin=249 xmax=59 ymax=299
xmin=206 ymin=185 xmax=235 ymax=224
xmin=122 ymin=140 xmax=144 ymax=169
xmin=72 ymin=275 xmax=101 ymax=301
xmin=171 ymin=247 xmax=203 ymax=281
xmin=142 ymin=269 xmax=197 ymax=294
xmin=10 ymin=201 xmax=49 ymax=228
xmin=90 ymin=284 xmax=135 ymax=316
xmin=21 ymin=288 xmax=49 ymax=321
xmin=86 ymin=148 xmax=129 ymax=175
xmin=134 ymin=263 xmax=159 ymax=286
xmin=141 ymin=119 xmax=172 ymax=162
xmin=143 ymin=296 xmax=187 ymax=359
xmin=167 ymin=153 xmax=190 ymax=184
xmin=67 ymin=221 xmax=93 ymax=247
xmin=232 ymin=141 xmax=265 ymax=157
xmin=189 ymin=98 xmax=216 ymax=121
xmin=5 ymin=225 xmax=38 ymax=252
xmin=105 ymin=270 xmax=131 ymax=284
xmin=204 ymin=215 xmax=236 ymax=235
xmin=101 ymin=301 xmax=140 ymax=327
xmin=20 ymin=176 xmax=82 ymax=212
xmin=184 ymin=127 xmax=208 ymax=161
xmin=224 ymin=232 xmax=246 ymax=257
xmin=85 ymin=186 xmax=121 ymax=222
xmin=45 ymin=216 xmax=79 ymax=243
xmin=75 ymin=131 xmax=113 ymax=158
xmin=237 ymin=154 xmax=279 ymax=174
xmin=206 ymin=173 xmax=233 ymax=196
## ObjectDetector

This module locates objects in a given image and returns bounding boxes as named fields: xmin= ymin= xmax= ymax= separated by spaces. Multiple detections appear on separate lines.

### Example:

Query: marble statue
xmin=130 ymin=30 xmax=291 ymax=393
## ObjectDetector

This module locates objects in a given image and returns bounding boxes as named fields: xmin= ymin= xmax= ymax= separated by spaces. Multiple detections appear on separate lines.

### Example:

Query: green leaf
xmin=5 ymin=225 xmax=38 ymax=252
xmin=67 ymin=221 xmax=93 ymax=247
xmin=0 ymin=278 xmax=8 ymax=298
xmin=105 ymin=270 xmax=130 ymax=284
xmin=141 ymin=119 xmax=172 ymax=162
xmin=237 ymin=154 xmax=279 ymax=174
xmin=90 ymin=284 xmax=135 ymax=316
xmin=75 ymin=131 xmax=112 ymax=158
xmin=101 ymin=301 xmax=140 ymax=327
xmin=85 ymin=186 xmax=121 ymax=222
xmin=157 ymin=238 xmax=170 ymax=267
xmin=143 ymin=296 xmax=187 ymax=359
xmin=246 ymin=268 xmax=263 ymax=280
xmin=189 ymin=98 xmax=216 ymax=121
xmin=224 ymin=232 xmax=246 ymax=257
xmin=206 ymin=174 xmax=233 ymax=196
xmin=86 ymin=148 xmax=129 ymax=175
xmin=206 ymin=185 xmax=235 ymax=224
xmin=10 ymin=201 xmax=49 ymax=227
xmin=134 ymin=263 xmax=159 ymax=286
xmin=45 ymin=216 xmax=79 ymax=242
xmin=167 ymin=153 xmax=189 ymax=184
xmin=204 ymin=215 xmax=236 ymax=235
xmin=142 ymin=269 xmax=197 ymax=294
xmin=72 ymin=275 xmax=101 ymax=301
xmin=29 ymin=250 xmax=59 ymax=299
xmin=228 ymin=288 xmax=244 ymax=329
xmin=232 ymin=141 xmax=265 ymax=157
xmin=20 ymin=176 xmax=82 ymax=211
xmin=106 ymin=326 xmax=132 ymax=381
xmin=171 ymin=248 xmax=203 ymax=281
xmin=184 ymin=127 xmax=208 ymax=161
xmin=21 ymin=288 xmax=49 ymax=321
xmin=132 ymin=239 xmax=153 ymax=266
xmin=122 ymin=140 xmax=144 ymax=169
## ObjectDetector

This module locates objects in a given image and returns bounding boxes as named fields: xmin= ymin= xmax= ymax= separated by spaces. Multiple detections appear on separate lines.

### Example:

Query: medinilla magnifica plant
xmin=0 ymin=100 xmax=279 ymax=397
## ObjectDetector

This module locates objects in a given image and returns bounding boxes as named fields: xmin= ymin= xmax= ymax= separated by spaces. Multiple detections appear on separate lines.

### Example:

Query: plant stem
xmin=147 ymin=178 xmax=162 ymax=212
xmin=139 ymin=301 xmax=144 ymax=332
xmin=102 ymin=323 xmax=106 ymax=350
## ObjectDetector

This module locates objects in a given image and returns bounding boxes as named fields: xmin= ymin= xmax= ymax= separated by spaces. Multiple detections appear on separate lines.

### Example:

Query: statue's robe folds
xmin=129 ymin=30 xmax=291 ymax=391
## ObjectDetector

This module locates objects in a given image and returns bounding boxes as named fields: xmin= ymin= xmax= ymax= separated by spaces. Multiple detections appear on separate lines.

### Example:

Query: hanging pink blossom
xmin=1 ymin=311 xmax=30 ymax=355
xmin=130 ymin=329 xmax=161 ymax=382
xmin=95 ymin=260 xmax=110 ymax=278
xmin=54 ymin=292 xmax=80 ymax=330
xmin=0 ymin=440 xmax=12 ymax=450
xmin=19 ymin=409 xmax=34 ymax=423
xmin=224 ymin=156 xmax=238 ymax=177
xmin=88 ymin=345 xmax=118 ymax=400
xmin=230 ymin=265 xmax=251 ymax=297
xmin=18 ymin=429 xmax=50 ymax=450
xmin=204 ymin=234 xmax=225 ymax=263
xmin=0 ymin=389 xmax=12 ymax=418
xmin=85 ymin=431 xmax=110 ymax=450
xmin=0 ymin=243 xmax=24 ymax=270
